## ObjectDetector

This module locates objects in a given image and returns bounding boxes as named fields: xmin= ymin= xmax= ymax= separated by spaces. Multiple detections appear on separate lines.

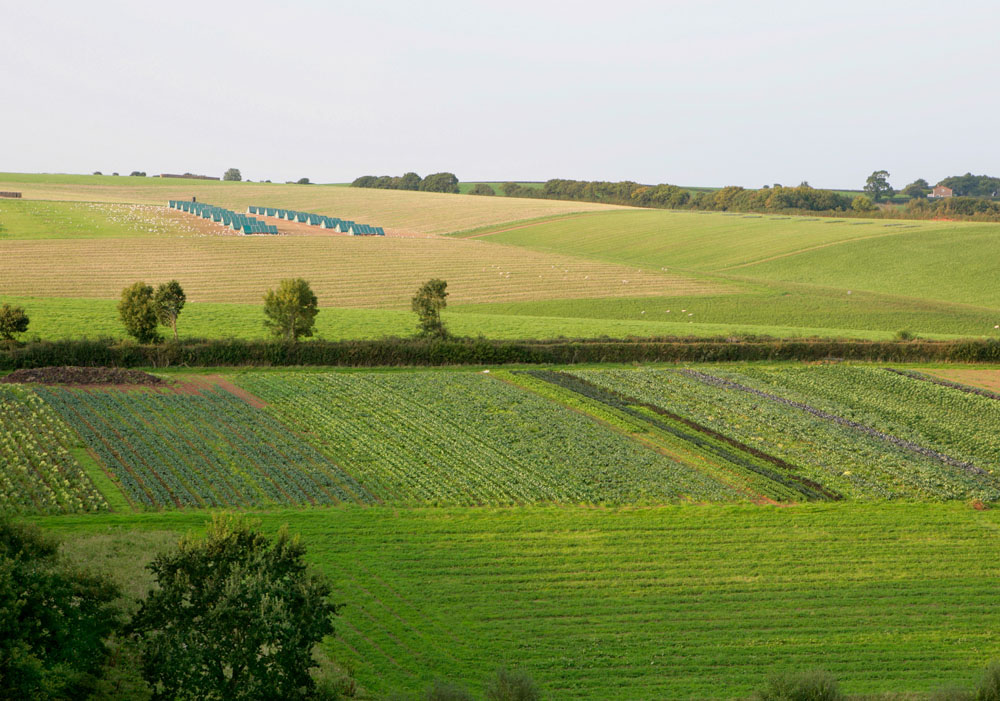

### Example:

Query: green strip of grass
xmin=31 ymin=503 xmax=1000 ymax=699
xmin=69 ymin=447 xmax=133 ymax=513
xmin=9 ymin=296 xmax=945 ymax=343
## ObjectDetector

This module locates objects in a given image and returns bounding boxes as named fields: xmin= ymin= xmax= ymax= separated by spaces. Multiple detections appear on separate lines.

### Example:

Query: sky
xmin=2 ymin=0 xmax=998 ymax=189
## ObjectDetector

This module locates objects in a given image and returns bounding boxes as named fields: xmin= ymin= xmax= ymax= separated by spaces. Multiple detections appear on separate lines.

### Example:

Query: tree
xmin=264 ymin=278 xmax=319 ymax=341
xmin=223 ymin=168 xmax=242 ymax=182
xmin=851 ymin=194 xmax=875 ymax=212
xmin=469 ymin=183 xmax=496 ymax=196
xmin=0 ymin=303 xmax=29 ymax=342
xmin=419 ymin=172 xmax=460 ymax=194
xmin=128 ymin=515 xmax=338 ymax=701
xmin=93 ymin=171 xmax=103 ymax=175
xmin=412 ymin=278 xmax=449 ymax=338
xmin=863 ymin=170 xmax=894 ymax=202
xmin=901 ymin=178 xmax=930 ymax=199
xmin=501 ymin=182 xmax=525 ymax=197
xmin=154 ymin=281 xmax=186 ymax=341
xmin=399 ymin=172 xmax=422 ymax=190
xmin=129 ymin=171 xmax=146 ymax=177
xmin=118 ymin=282 xmax=161 ymax=344
xmin=296 ymin=177 xmax=311 ymax=185
xmin=0 ymin=519 xmax=121 ymax=700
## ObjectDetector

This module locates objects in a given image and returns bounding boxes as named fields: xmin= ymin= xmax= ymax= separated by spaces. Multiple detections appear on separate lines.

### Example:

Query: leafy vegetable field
xmin=235 ymin=371 xmax=738 ymax=504
xmin=34 ymin=385 xmax=371 ymax=509
xmin=559 ymin=366 xmax=1000 ymax=501
xmin=0 ymin=385 xmax=107 ymax=514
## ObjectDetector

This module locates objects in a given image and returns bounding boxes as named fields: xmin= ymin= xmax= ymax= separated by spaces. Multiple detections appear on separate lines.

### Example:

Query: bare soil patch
xmin=924 ymin=368 xmax=1000 ymax=394
xmin=1 ymin=366 xmax=164 ymax=386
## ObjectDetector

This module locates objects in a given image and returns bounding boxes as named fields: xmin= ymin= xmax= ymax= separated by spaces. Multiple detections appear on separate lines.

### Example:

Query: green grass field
xmin=31 ymin=503 xmax=1000 ymax=699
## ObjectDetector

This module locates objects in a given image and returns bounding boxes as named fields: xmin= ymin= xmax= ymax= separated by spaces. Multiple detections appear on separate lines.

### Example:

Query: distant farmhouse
xmin=929 ymin=185 xmax=953 ymax=199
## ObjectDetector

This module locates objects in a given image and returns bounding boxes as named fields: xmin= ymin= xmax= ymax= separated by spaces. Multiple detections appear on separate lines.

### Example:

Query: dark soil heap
xmin=0 ymin=366 xmax=164 ymax=386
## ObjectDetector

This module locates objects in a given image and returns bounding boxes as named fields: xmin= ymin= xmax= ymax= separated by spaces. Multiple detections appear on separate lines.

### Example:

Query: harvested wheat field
xmin=0 ymin=173 xmax=624 ymax=235
xmin=0 ymin=235 xmax=723 ymax=308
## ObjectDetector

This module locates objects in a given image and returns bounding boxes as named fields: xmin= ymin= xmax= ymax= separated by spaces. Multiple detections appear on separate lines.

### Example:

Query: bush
xmin=976 ymin=662 xmax=1000 ymax=701
xmin=469 ymin=183 xmax=496 ymax=196
xmin=424 ymin=680 xmax=474 ymax=701
xmin=485 ymin=668 xmax=540 ymax=701
xmin=420 ymin=172 xmax=460 ymax=194
xmin=752 ymin=670 xmax=844 ymax=701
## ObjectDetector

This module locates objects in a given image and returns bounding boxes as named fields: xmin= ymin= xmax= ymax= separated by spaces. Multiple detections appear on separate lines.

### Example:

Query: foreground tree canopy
xmin=128 ymin=515 xmax=338 ymax=701
xmin=0 ymin=519 xmax=121 ymax=700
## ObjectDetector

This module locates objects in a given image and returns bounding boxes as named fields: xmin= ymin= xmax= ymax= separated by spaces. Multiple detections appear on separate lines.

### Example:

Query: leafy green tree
xmin=469 ymin=183 xmax=496 ymax=196
xmin=851 ymin=194 xmax=876 ymax=212
xmin=296 ymin=177 xmax=311 ymax=185
xmin=264 ymin=278 xmax=319 ymax=341
xmin=501 ymin=182 xmax=525 ymax=197
xmin=399 ymin=171 xmax=423 ymax=190
xmin=412 ymin=278 xmax=449 ymax=338
xmin=419 ymin=172 xmax=460 ymax=194
xmin=223 ymin=168 xmax=242 ymax=182
xmin=901 ymin=178 xmax=930 ymax=199
xmin=119 ymin=282 xmax=162 ymax=344
xmin=0 ymin=519 xmax=121 ymax=700
xmin=128 ymin=515 xmax=338 ymax=701
xmin=0 ymin=303 xmax=29 ymax=341
xmin=154 ymin=281 xmax=186 ymax=341
xmin=863 ymin=170 xmax=894 ymax=202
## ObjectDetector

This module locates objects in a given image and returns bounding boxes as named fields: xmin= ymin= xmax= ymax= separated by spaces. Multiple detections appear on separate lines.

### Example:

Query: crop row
xmin=236 ymin=371 xmax=732 ymax=505
xmin=569 ymin=368 xmax=1000 ymax=501
xmin=0 ymin=386 xmax=107 ymax=514
xmin=35 ymin=386 xmax=371 ymax=509
xmin=516 ymin=370 xmax=835 ymax=503
xmin=717 ymin=366 xmax=1000 ymax=480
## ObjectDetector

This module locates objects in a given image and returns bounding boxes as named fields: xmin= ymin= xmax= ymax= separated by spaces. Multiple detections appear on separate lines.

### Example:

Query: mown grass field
xmin=461 ymin=208 xmax=1000 ymax=338
xmin=32 ymin=503 xmax=1000 ymax=699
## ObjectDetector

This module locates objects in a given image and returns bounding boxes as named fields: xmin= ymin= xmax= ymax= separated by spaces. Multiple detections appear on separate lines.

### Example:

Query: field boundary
xmin=4 ymin=336 xmax=1000 ymax=369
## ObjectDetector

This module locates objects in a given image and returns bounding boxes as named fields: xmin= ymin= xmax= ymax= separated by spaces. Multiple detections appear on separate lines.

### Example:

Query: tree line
xmin=351 ymin=172 xmax=460 ymax=194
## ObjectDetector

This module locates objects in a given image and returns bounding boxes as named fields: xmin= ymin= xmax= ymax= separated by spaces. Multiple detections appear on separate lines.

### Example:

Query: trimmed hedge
xmin=3 ymin=337 xmax=1000 ymax=370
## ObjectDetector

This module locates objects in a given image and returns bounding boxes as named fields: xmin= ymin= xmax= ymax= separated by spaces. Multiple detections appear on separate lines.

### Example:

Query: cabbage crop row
xmin=35 ymin=386 xmax=372 ymax=509
xmin=0 ymin=386 xmax=107 ymax=513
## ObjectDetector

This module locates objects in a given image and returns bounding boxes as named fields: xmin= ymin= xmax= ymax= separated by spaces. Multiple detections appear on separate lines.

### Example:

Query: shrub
xmin=752 ymin=670 xmax=844 ymax=701
xmin=424 ymin=680 xmax=474 ymax=701
xmin=895 ymin=329 xmax=915 ymax=341
xmin=976 ymin=661 xmax=1000 ymax=701
xmin=485 ymin=668 xmax=540 ymax=701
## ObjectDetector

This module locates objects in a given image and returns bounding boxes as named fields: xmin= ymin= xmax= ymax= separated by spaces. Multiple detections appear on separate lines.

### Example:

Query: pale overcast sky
xmin=2 ymin=0 xmax=998 ymax=188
